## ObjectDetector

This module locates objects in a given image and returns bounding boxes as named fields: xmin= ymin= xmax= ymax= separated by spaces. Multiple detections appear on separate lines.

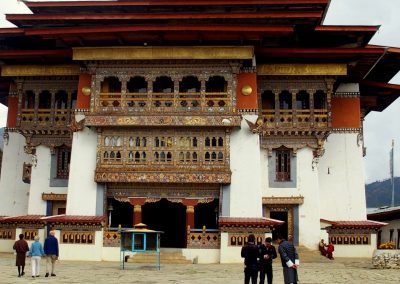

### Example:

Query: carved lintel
xmin=70 ymin=118 xmax=86 ymax=132
xmin=42 ymin=193 xmax=67 ymax=201
xmin=263 ymin=196 xmax=304 ymax=205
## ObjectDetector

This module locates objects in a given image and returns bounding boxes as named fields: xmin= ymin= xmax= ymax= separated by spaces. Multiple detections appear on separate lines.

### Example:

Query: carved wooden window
xmin=261 ymin=90 xmax=275 ymax=110
xmin=61 ymin=231 xmax=95 ymax=244
xmin=275 ymin=148 xmax=291 ymax=181
xmin=206 ymin=76 xmax=227 ymax=92
xmin=0 ymin=229 xmax=15 ymax=240
xmin=57 ymin=146 xmax=71 ymax=179
xmin=98 ymin=130 xmax=228 ymax=168
xmin=55 ymin=90 xmax=68 ymax=109
xmin=23 ymin=229 xmax=38 ymax=241
xmin=204 ymin=136 xmax=224 ymax=163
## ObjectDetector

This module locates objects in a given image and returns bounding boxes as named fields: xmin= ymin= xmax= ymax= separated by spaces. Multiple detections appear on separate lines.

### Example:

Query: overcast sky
xmin=0 ymin=0 xmax=399 ymax=183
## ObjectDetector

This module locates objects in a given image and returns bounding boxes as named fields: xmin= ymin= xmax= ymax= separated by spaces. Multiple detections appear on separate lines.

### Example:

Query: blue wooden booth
xmin=120 ymin=223 xmax=163 ymax=270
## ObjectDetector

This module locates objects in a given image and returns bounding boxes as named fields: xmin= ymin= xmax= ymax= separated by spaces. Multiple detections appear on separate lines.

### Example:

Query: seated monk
xmin=319 ymin=239 xmax=327 ymax=256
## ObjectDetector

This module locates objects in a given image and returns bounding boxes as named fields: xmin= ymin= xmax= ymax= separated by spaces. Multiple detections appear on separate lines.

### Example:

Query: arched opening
xmin=179 ymin=76 xmax=200 ymax=92
xmin=142 ymin=199 xmax=186 ymax=248
xmin=153 ymin=76 xmax=173 ymax=93
xmin=101 ymin=76 xmax=121 ymax=93
xmin=55 ymin=90 xmax=68 ymax=109
xmin=279 ymin=91 xmax=292 ymax=109
xmin=194 ymin=199 xmax=219 ymax=229
xmin=205 ymin=76 xmax=227 ymax=92
xmin=314 ymin=90 xmax=327 ymax=109
xmin=23 ymin=91 xmax=35 ymax=109
xmin=108 ymin=199 xmax=133 ymax=228
xmin=296 ymin=90 xmax=310 ymax=109
xmin=261 ymin=90 xmax=275 ymax=110
xmin=127 ymin=76 xmax=147 ymax=93
xmin=38 ymin=90 xmax=51 ymax=109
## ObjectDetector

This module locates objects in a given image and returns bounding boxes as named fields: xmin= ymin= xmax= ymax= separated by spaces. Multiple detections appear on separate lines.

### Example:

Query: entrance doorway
xmin=270 ymin=211 xmax=288 ymax=241
xmin=142 ymin=199 xmax=186 ymax=248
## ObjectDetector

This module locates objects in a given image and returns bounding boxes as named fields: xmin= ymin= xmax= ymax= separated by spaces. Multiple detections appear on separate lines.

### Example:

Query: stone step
xmin=126 ymin=250 xmax=192 ymax=264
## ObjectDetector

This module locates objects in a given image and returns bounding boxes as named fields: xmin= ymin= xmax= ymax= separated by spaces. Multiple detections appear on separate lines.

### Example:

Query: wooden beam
xmin=315 ymin=25 xmax=379 ymax=32
xmin=1 ymin=65 xmax=80 ymax=77
xmin=73 ymin=46 xmax=254 ymax=60
xmin=256 ymin=47 xmax=385 ymax=56
xmin=0 ymin=28 xmax=24 ymax=34
xmin=25 ymin=24 xmax=294 ymax=36
xmin=25 ymin=0 xmax=329 ymax=8
xmin=7 ymin=11 xmax=323 ymax=21
xmin=257 ymin=64 xmax=347 ymax=75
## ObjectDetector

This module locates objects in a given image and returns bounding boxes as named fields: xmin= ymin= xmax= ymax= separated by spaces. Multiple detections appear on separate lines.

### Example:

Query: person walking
xmin=28 ymin=235 xmax=45 ymax=278
xmin=13 ymin=233 xmax=29 ymax=277
xmin=44 ymin=230 xmax=59 ymax=277
xmin=326 ymin=242 xmax=334 ymax=260
xmin=241 ymin=234 xmax=260 ymax=284
xmin=259 ymin=237 xmax=277 ymax=284
xmin=277 ymin=234 xmax=299 ymax=284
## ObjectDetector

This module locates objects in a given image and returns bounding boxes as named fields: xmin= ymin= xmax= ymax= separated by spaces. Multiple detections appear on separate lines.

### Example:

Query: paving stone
xmin=0 ymin=253 xmax=399 ymax=283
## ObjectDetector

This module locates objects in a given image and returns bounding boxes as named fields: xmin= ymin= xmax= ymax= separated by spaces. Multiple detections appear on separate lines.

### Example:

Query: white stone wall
xmin=182 ymin=248 xmax=220 ymax=263
xmin=225 ymin=115 xmax=263 ymax=218
xmin=219 ymin=232 xmax=242 ymax=263
xmin=102 ymin=247 xmax=120 ymax=261
xmin=379 ymin=219 xmax=400 ymax=246
xmin=28 ymin=146 xmax=67 ymax=215
xmin=67 ymin=121 xmax=98 ymax=216
xmin=318 ymin=133 xmax=367 ymax=220
xmin=0 ymin=132 xmax=31 ymax=216
xmin=296 ymin=148 xmax=321 ymax=249
xmin=333 ymin=234 xmax=377 ymax=257
xmin=59 ymin=231 xmax=103 ymax=261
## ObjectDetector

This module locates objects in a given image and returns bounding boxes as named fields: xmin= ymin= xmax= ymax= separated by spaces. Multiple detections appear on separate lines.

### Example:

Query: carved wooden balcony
xmin=95 ymin=91 xmax=232 ymax=113
xmin=19 ymin=108 xmax=72 ymax=130
xmin=259 ymin=108 xmax=329 ymax=134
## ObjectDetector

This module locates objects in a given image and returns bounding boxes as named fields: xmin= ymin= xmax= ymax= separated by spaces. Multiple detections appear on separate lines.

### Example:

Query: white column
xmin=224 ymin=115 xmax=263 ymax=217
xmin=318 ymin=132 xmax=366 ymax=220
xmin=0 ymin=132 xmax=30 ymax=216
xmin=296 ymin=148 xmax=321 ymax=249
xmin=28 ymin=146 xmax=65 ymax=215
xmin=66 ymin=116 xmax=98 ymax=215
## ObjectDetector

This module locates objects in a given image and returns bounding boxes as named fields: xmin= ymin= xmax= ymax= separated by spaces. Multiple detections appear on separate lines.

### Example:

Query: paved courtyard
xmin=0 ymin=253 xmax=399 ymax=283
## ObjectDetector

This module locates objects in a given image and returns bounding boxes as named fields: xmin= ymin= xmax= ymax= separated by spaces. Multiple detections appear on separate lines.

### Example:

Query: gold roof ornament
xmin=81 ymin=86 xmax=91 ymax=96
xmin=241 ymin=85 xmax=253 ymax=96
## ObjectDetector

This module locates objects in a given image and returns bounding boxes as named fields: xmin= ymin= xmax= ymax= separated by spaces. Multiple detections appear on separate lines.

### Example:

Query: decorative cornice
xmin=73 ymin=46 xmax=254 ymax=60
xmin=333 ymin=92 xmax=360 ymax=98
xmin=257 ymin=64 xmax=347 ymax=76
xmin=85 ymin=114 xmax=242 ymax=127
xmin=1 ymin=65 xmax=80 ymax=77
xmin=42 ymin=193 xmax=67 ymax=201
xmin=96 ymin=170 xmax=231 ymax=184
xmin=262 ymin=196 xmax=304 ymax=205
xmin=331 ymin=128 xmax=361 ymax=133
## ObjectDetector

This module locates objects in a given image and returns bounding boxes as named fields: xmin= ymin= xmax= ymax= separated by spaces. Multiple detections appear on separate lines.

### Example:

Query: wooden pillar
xmin=128 ymin=197 xmax=146 ymax=227
xmin=133 ymin=205 xmax=142 ymax=226
xmin=186 ymin=205 xmax=195 ymax=229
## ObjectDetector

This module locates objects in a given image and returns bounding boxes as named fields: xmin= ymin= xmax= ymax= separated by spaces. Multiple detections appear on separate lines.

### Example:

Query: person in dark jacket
xmin=259 ymin=237 xmax=277 ymax=284
xmin=277 ymin=234 xmax=299 ymax=284
xmin=44 ymin=230 xmax=59 ymax=277
xmin=13 ymin=234 xmax=29 ymax=277
xmin=241 ymin=234 xmax=259 ymax=284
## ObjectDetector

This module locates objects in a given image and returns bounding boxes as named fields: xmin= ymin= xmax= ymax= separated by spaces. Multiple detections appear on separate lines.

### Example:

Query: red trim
xmin=25 ymin=0 xmax=329 ymax=8
xmin=43 ymin=215 xmax=105 ymax=223
xmin=315 ymin=25 xmax=379 ymax=32
xmin=7 ymin=11 xmax=323 ymax=21
xmin=0 ymin=215 xmax=45 ymax=223
xmin=25 ymin=24 xmax=294 ymax=36
xmin=320 ymin=218 xmax=387 ymax=228
xmin=361 ymin=80 xmax=400 ymax=90
xmin=0 ymin=28 xmax=24 ymax=34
